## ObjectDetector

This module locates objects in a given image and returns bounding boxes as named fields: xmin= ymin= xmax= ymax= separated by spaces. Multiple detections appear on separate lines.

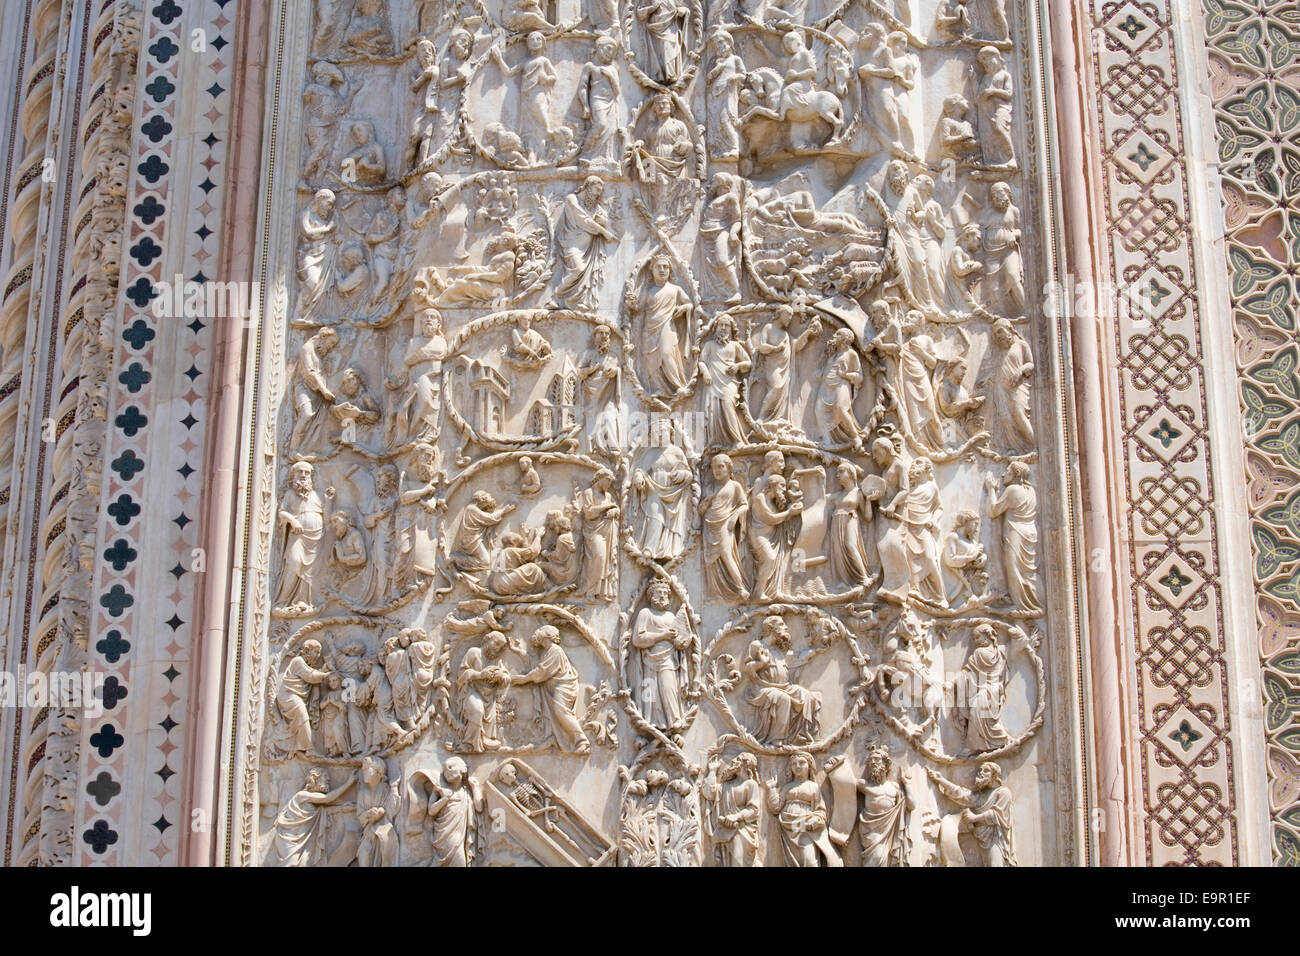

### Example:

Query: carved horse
xmin=741 ymin=67 xmax=844 ymax=165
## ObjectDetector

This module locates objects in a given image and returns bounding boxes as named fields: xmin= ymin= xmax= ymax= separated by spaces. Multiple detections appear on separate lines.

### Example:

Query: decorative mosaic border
xmin=79 ymin=0 xmax=233 ymax=865
xmin=1084 ymin=0 xmax=1247 ymax=865
xmin=1201 ymin=0 xmax=1300 ymax=865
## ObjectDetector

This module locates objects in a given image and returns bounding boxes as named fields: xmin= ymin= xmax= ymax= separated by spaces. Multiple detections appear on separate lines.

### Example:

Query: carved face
xmin=867 ymin=750 xmax=888 ymax=781
xmin=763 ymin=617 xmax=791 ymax=649
xmin=830 ymin=328 xmax=855 ymax=351
xmin=837 ymin=463 xmax=856 ymax=489
xmin=422 ymin=310 xmax=442 ymax=336
xmin=331 ymin=512 xmax=350 ymax=535
xmin=975 ymin=764 xmax=995 ymax=789
xmin=596 ymin=38 xmax=617 ymax=62
xmin=871 ymin=438 xmax=893 ymax=466
xmin=485 ymin=632 xmax=508 ymax=659
xmin=452 ymin=32 xmax=472 ymax=58
xmin=291 ymin=465 xmax=314 ymax=495
xmin=650 ymin=582 xmax=671 ymax=610
xmin=650 ymin=258 xmax=671 ymax=283
xmin=991 ymin=184 xmax=1012 ymax=211
xmin=711 ymin=456 xmax=731 ymax=481
xmin=728 ymin=753 xmax=756 ymax=780
xmin=593 ymin=325 xmax=611 ymax=350
xmin=790 ymin=753 xmax=812 ymax=780
xmin=416 ymin=447 xmax=438 ymax=479
xmin=714 ymin=317 xmax=734 ymax=342
xmin=527 ymin=31 xmax=545 ymax=53
xmin=782 ymin=31 xmax=803 ymax=54
xmin=302 ymin=640 xmax=323 ymax=665
xmin=419 ymin=172 xmax=444 ymax=201
xmin=993 ymin=324 xmax=1014 ymax=348
xmin=443 ymin=760 xmax=466 ymax=788
xmin=886 ymin=162 xmax=908 ymax=196
xmin=654 ymin=95 xmax=673 ymax=118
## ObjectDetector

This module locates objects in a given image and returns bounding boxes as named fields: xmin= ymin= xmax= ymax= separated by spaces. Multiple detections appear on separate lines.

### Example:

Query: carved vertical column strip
xmin=31 ymin=0 xmax=136 ymax=868
xmin=0 ymin=0 xmax=41 ymax=866
xmin=182 ymin=0 xmax=269 ymax=867
xmin=0 ymin=0 xmax=54 ymax=565
xmin=224 ymin=0 xmax=297 ymax=867
xmin=0 ymin=0 xmax=106 ymax=866
xmin=0 ymin=4 xmax=35 ymax=568
xmin=1047 ymin=0 xmax=1133 ymax=867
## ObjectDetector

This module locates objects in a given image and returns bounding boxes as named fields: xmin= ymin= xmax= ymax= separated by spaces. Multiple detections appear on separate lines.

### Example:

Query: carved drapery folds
xmin=248 ymin=0 xmax=1075 ymax=866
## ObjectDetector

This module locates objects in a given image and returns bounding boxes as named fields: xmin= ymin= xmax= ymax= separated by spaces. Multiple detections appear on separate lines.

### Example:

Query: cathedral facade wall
xmin=0 ymin=0 xmax=1286 ymax=866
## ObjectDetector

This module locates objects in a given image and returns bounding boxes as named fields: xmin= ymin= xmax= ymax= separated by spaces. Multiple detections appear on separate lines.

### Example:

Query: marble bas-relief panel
xmin=246 ymin=0 xmax=1079 ymax=866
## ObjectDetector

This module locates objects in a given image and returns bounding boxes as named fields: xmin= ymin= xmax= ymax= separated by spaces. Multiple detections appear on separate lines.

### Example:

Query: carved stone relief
xmin=247 ymin=0 xmax=1078 ymax=866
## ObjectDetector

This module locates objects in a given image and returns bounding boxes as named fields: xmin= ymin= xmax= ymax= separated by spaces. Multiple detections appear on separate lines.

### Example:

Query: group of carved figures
xmin=271 ymin=755 xmax=480 ymax=867
xmin=272 ymin=746 xmax=1016 ymax=867
xmin=263 ymin=0 xmax=1048 ymax=866
xmin=272 ymin=631 xmax=442 ymax=759
xmin=271 ymin=608 xmax=620 ymax=761
xmin=701 ymin=746 xmax=1015 ymax=867
xmin=692 ymin=441 xmax=1041 ymax=614
xmin=294 ymin=0 xmax=1029 ymax=318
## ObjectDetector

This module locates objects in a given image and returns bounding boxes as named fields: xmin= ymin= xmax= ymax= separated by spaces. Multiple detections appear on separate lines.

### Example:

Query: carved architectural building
xmin=0 ymin=0 xmax=1291 ymax=866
